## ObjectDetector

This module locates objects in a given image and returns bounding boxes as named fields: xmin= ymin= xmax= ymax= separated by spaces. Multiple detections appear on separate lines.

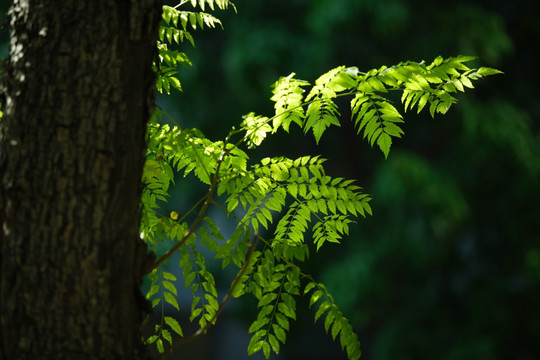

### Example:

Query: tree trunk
xmin=0 ymin=1 xmax=161 ymax=358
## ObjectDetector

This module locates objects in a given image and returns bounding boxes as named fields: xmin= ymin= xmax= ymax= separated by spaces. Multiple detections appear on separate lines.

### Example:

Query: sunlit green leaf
xmin=164 ymin=292 xmax=179 ymax=311
xmin=164 ymin=316 xmax=184 ymax=337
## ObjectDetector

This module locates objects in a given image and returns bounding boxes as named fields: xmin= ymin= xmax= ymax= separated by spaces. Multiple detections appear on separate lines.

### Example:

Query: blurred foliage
xmin=165 ymin=0 xmax=539 ymax=359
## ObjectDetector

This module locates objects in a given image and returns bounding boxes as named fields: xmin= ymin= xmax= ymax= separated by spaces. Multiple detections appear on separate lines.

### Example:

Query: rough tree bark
xmin=0 ymin=1 xmax=161 ymax=358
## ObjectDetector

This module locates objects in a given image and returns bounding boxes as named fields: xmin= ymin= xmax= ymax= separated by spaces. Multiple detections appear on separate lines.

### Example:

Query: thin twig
xmin=174 ymin=0 xmax=190 ymax=10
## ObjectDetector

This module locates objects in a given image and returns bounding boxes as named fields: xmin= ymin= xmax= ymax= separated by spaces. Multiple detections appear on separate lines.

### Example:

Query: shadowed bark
xmin=0 ymin=1 xmax=161 ymax=358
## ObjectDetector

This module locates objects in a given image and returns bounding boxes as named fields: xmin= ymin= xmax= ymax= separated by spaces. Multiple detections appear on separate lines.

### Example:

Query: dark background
xmin=159 ymin=0 xmax=540 ymax=359
xmin=2 ymin=0 xmax=539 ymax=359
xmin=160 ymin=1 xmax=540 ymax=358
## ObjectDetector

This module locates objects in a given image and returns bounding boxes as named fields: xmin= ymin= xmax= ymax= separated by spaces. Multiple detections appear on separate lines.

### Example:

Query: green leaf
xmin=305 ymin=101 xmax=341 ymax=144
xmin=164 ymin=292 xmax=180 ymax=311
xmin=156 ymin=338 xmax=164 ymax=354
xmin=460 ymin=75 xmax=474 ymax=89
xmin=304 ymin=282 xmax=316 ymax=295
xmin=268 ymin=334 xmax=280 ymax=354
xmin=190 ymin=307 xmax=202 ymax=321
xmin=275 ymin=312 xmax=290 ymax=331
xmin=262 ymin=341 xmax=271 ymax=359
xmin=258 ymin=293 xmax=278 ymax=307
xmin=377 ymin=133 xmax=392 ymax=159
xmin=382 ymin=122 xmax=403 ymax=137
xmin=331 ymin=319 xmax=342 ymax=340
xmin=204 ymin=293 xmax=219 ymax=311
xmin=310 ymin=289 xmax=323 ymax=307
xmin=315 ymin=301 xmax=332 ymax=322
xmin=278 ymin=302 xmax=296 ymax=319
xmin=328 ymin=71 xmax=358 ymax=91
xmin=248 ymin=338 xmax=264 ymax=356
xmin=146 ymin=284 xmax=160 ymax=299
xmin=162 ymin=280 xmax=177 ymax=296
xmin=162 ymin=329 xmax=172 ymax=345
xmin=146 ymin=335 xmax=158 ymax=344
xmin=163 ymin=271 xmax=177 ymax=281
xmin=164 ymin=316 xmax=184 ymax=337
xmin=453 ymin=79 xmax=464 ymax=92
xmin=248 ymin=318 xmax=269 ymax=333
xmin=367 ymin=77 xmax=386 ymax=92
xmin=324 ymin=310 xmax=335 ymax=332
xmin=273 ymin=323 xmax=287 ymax=343
xmin=477 ymin=67 xmax=504 ymax=76
xmin=416 ymin=92 xmax=430 ymax=113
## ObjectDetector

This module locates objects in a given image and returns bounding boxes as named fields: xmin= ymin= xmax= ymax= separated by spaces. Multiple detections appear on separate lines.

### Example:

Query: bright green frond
xmin=142 ymin=49 xmax=500 ymax=359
